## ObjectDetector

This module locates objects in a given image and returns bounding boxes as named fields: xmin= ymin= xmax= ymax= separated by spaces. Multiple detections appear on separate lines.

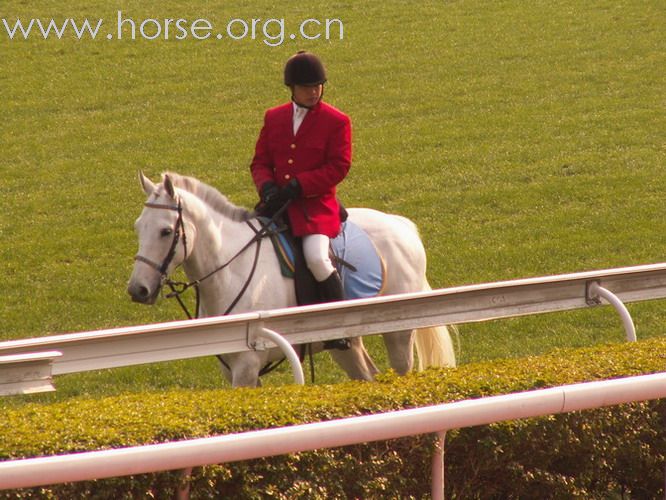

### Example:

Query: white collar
xmin=292 ymin=102 xmax=309 ymax=115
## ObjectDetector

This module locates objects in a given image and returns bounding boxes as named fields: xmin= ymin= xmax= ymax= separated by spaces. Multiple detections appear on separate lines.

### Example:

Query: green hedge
xmin=2 ymin=338 xmax=666 ymax=498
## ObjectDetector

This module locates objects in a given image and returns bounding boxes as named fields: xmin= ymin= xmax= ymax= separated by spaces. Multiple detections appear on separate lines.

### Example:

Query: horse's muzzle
xmin=127 ymin=282 xmax=160 ymax=305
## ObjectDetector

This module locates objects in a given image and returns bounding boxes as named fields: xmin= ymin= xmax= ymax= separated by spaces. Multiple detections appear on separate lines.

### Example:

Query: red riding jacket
xmin=250 ymin=101 xmax=352 ymax=238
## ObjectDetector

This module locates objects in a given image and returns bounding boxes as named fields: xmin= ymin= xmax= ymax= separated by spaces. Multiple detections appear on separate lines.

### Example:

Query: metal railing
xmin=1 ymin=372 xmax=665 ymax=498
xmin=2 ymin=263 xmax=666 ymax=394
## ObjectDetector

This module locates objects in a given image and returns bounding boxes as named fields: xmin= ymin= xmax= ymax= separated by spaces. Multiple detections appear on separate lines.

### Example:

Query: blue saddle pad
xmin=263 ymin=218 xmax=385 ymax=299
xmin=332 ymin=221 xmax=385 ymax=299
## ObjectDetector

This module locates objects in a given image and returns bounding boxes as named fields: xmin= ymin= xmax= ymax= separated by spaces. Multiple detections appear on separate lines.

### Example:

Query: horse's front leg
xmin=328 ymin=337 xmax=380 ymax=381
xmin=220 ymin=351 xmax=266 ymax=388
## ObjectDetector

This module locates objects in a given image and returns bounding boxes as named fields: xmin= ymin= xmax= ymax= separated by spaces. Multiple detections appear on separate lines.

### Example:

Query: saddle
xmin=259 ymin=216 xmax=386 ymax=350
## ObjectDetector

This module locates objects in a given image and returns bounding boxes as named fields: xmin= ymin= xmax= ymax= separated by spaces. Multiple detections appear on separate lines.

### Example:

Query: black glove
xmin=257 ymin=181 xmax=285 ymax=217
xmin=257 ymin=179 xmax=301 ymax=218
xmin=279 ymin=178 xmax=302 ymax=200
xmin=261 ymin=182 xmax=280 ymax=203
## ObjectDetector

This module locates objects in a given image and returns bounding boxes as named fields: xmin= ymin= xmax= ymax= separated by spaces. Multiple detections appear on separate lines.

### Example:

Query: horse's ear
xmin=139 ymin=171 xmax=156 ymax=196
xmin=163 ymin=174 xmax=176 ymax=199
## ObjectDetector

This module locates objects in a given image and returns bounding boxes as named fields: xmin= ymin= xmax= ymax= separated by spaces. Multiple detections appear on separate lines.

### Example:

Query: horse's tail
xmin=414 ymin=283 xmax=458 ymax=370
xmin=414 ymin=325 xmax=457 ymax=369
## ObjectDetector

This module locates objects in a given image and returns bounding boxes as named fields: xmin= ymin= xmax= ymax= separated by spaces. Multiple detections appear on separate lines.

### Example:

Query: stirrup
xmin=323 ymin=338 xmax=351 ymax=351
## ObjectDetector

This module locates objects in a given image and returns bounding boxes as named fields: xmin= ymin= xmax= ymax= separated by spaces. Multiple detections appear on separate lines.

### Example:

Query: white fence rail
xmin=2 ymin=263 xmax=666 ymax=394
xmin=1 ymin=372 xmax=666 ymax=498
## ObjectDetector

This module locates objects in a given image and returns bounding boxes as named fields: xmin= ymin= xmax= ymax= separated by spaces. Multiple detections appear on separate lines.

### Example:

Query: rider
xmin=250 ymin=50 xmax=351 ymax=303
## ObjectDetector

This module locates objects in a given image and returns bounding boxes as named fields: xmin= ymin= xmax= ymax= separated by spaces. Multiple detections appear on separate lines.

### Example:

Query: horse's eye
xmin=160 ymin=228 xmax=173 ymax=237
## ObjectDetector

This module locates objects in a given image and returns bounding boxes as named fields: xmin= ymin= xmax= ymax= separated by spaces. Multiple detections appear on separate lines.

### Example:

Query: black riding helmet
xmin=284 ymin=51 xmax=327 ymax=86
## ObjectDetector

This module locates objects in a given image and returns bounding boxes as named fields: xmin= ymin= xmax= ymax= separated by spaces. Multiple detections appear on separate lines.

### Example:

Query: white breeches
xmin=303 ymin=234 xmax=335 ymax=282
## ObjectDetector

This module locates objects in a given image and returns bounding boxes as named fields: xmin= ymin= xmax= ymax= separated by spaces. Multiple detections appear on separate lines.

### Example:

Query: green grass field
xmin=2 ymin=0 xmax=664 ymax=400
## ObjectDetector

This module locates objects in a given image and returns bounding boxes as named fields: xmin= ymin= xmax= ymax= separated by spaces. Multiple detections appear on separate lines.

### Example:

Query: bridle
xmin=134 ymin=196 xmax=311 ymax=381
xmin=134 ymin=196 xmax=291 ymax=319
xmin=134 ymin=198 xmax=188 ymax=278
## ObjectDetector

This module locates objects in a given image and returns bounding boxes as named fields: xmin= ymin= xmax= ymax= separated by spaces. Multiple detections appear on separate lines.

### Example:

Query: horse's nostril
xmin=128 ymin=283 xmax=152 ymax=302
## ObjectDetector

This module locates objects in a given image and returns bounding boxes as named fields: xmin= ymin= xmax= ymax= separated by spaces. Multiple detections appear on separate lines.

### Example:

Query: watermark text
xmin=2 ymin=12 xmax=345 ymax=46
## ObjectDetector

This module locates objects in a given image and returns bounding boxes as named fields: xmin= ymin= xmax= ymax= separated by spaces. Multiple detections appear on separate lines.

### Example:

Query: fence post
xmin=431 ymin=431 xmax=446 ymax=500
xmin=249 ymin=327 xmax=305 ymax=385
xmin=176 ymin=467 xmax=192 ymax=500
xmin=586 ymin=281 xmax=636 ymax=341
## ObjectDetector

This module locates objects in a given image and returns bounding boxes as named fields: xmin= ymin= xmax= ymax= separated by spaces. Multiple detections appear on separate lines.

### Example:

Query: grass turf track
xmin=1 ymin=0 xmax=664 ymax=398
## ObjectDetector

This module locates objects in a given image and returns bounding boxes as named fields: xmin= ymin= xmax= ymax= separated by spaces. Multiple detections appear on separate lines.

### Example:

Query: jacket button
xmin=290 ymin=143 xmax=296 ymax=149
xmin=284 ymin=174 xmax=291 ymax=180
xmin=287 ymin=159 xmax=294 ymax=164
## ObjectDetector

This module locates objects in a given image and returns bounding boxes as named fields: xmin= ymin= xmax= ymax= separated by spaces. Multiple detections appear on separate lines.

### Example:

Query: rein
xmin=135 ymin=198 xmax=291 ymax=319
xmin=135 ymin=197 xmax=301 ymax=380
xmin=165 ymin=201 xmax=291 ymax=318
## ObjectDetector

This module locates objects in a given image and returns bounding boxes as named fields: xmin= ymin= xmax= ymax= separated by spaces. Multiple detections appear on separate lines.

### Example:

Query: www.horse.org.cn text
xmin=2 ymin=12 xmax=345 ymax=46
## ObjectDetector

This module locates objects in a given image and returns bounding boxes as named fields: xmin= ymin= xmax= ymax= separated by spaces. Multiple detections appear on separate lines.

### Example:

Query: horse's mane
xmin=163 ymin=172 xmax=254 ymax=222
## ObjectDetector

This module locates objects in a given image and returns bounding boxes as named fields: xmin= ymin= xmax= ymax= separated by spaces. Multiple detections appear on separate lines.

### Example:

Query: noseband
xmin=134 ymin=195 xmax=292 ymax=321
xmin=133 ymin=196 xmax=297 ymax=379
xmin=134 ymin=198 xmax=188 ymax=278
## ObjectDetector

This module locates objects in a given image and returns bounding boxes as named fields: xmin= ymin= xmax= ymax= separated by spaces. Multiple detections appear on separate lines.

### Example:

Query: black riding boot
xmin=319 ymin=270 xmax=344 ymax=302
xmin=319 ymin=271 xmax=351 ymax=350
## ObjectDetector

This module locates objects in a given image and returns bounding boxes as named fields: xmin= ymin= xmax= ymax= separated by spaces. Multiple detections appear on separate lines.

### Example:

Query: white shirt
xmin=292 ymin=102 xmax=308 ymax=136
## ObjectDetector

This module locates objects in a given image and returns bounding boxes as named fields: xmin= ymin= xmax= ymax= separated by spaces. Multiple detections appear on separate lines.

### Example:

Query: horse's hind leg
xmin=382 ymin=330 xmax=414 ymax=375
xmin=329 ymin=337 xmax=379 ymax=381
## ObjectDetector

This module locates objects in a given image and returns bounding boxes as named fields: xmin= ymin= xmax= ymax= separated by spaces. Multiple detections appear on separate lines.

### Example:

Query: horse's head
xmin=127 ymin=172 xmax=195 ymax=304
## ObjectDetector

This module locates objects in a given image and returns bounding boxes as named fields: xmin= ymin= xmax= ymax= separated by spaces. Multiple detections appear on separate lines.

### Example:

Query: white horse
xmin=128 ymin=172 xmax=456 ymax=387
